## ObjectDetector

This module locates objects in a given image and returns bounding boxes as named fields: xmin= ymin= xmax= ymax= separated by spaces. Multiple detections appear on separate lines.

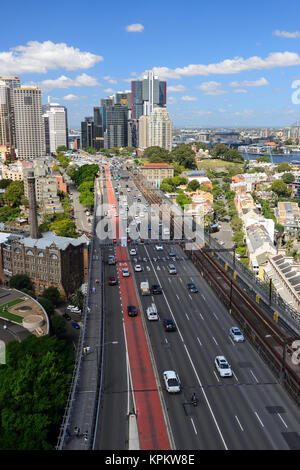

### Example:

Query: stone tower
xmin=27 ymin=170 xmax=40 ymax=239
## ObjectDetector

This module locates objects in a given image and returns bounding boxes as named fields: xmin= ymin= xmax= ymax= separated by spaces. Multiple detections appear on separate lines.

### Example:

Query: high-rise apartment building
xmin=138 ymin=115 xmax=149 ymax=149
xmin=131 ymin=71 xmax=166 ymax=119
xmin=148 ymin=107 xmax=172 ymax=151
xmin=0 ymin=75 xmax=21 ymax=150
xmin=42 ymin=103 xmax=68 ymax=154
xmin=106 ymin=104 xmax=128 ymax=148
xmin=13 ymin=87 xmax=45 ymax=159
xmin=93 ymin=107 xmax=104 ymax=150
xmin=0 ymin=81 xmax=13 ymax=148
xmin=81 ymin=117 xmax=94 ymax=149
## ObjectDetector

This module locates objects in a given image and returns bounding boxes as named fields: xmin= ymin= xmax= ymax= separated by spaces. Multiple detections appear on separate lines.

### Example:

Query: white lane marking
xmin=212 ymin=336 xmax=218 ymax=346
xmin=190 ymin=277 xmax=194 ymax=282
xmin=185 ymin=313 xmax=190 ymax=320
xmin=199 ymin=313 xmax=204 ymax=320
xmin=197 ymin=337 xmax=202 ymax=346
xmin=189 ymin=294 xmax=193 ymax=300
xmin=228 ymin=336 xmax=236 ymax=346
xmin=235 ymin=415 xmax=244 ymax=431
xmin=168 ymin=278 xmax=171 ymax=283
xmin=277 ymin=413 xmax=288 ymax=428
xmin=157 ymin=266 xmax=160 ymax=270
xmin=201 ymin=294 xmax=206 ymax=301
xmin=190 ymin=418 xmax=197 ymax=435
xmin=144 ymin=243 xmax=228 ymax=449
xmin=179 ymin=277 xmax=183 ymax=283
xmin=213 ymin=370 xmax=220 ymax=382
xmin=212 ymin=312 xmax=219 ymax=320
xmin=232 ymin=371 xmax=239 ymax=382
xmin=254 ymin=411 xmax=264 ymax=428
xmin=176 ymin=294 xmax=180 ymax=300
xmin=250 ymin=369 xmax=259 ymax=383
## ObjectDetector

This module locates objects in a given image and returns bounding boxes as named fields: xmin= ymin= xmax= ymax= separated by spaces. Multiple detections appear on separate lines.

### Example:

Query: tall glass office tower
xmin=131 ymin=71 xmax=166 ymax=119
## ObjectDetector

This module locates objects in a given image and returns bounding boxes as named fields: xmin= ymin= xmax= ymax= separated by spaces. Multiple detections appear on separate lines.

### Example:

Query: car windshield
xmin=234 ymin=330 xmax=242 ymax=335
xmin=168 ymin=378 xmax=178 ymax=387
xmin=220 ymin=363 xmax=229 ymax=369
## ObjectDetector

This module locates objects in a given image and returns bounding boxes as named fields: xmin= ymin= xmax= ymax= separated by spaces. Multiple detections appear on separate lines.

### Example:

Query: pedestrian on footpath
xmin=83 ymin=430 xmax=88 ymax=442
xmin=74 ymin=426 xmax=80 ymax=437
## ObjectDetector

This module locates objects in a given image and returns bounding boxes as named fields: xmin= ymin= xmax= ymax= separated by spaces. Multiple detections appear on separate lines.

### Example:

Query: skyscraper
xmin=148 ymin=107 xmax=172 ymax=151
xmin=131 ymin=71 xmax=166 ymax=119
xmin=93 ymin=107 xmax=104 ymax=150
xmin=81 ymin=117 xmax=94 ymax=149
xmin=106 ymin=104 xmax=128 ymax=148
xmin=0 ymin=81 xmax=13 ymax=147
xmin=13 ymin=87 xmax=45 ymax=159
xmin=42 ymin=103 xmax=68 ymax=154
xmin=0 ymin=75 xmax=21 ymax=149
xmin=138 ymin=115 xmax=149 ymax=149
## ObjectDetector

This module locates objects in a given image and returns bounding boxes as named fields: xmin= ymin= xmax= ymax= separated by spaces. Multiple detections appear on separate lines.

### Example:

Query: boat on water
xmin=291 ymin=160 xmax=300 ymax=165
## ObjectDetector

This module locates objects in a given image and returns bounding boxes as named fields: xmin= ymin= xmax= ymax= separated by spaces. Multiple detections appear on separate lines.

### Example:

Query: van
xmin=146 ymin=303 xmax=159 ymax=321
xmin=168 ymin=264 xmax=177 ymax=274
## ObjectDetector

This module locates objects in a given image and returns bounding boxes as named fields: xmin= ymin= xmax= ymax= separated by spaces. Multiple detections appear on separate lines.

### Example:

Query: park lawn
xmin=197 ymin=159 xmax=243 ymax=173
xmin=0 ymin=298 xmax=25 ymax=324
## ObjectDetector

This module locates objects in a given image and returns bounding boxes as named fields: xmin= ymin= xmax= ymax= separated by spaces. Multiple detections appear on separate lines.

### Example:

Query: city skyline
xmin=1 ymin=0 xmax=300 ymax=128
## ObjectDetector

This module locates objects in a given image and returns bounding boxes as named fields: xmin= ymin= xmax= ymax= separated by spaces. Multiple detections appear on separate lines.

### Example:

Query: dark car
xmin=108 ymin=276 xmax=117 ymax=286
xmin=151 ymin=284 xmax=162 ymax=295
xmin=187 ymin=282 xmax=198 ymax=293
xmin=63 ymin=313 xmax=71 ymax=321
xmin=127 ymin=305 xmax=138 ymax=317
xmin=72 ymin=322 xmax=80 ymax=329
xmin=163 ymin=318 xmax=176 ymax=331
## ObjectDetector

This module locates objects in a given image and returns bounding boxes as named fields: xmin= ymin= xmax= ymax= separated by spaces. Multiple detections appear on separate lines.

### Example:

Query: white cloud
xmin=195 ymin=81 xmax=227 ymax=95
xmin=62 ymin=94 xmax=81 ymax=101
xmin=126 ymin=24 xmax=144 ymax=33
xmin=229 ymin=77 xmax=269 ymax=87
xmin=103 ymin=88 xmax=115 ymax=93
xmin=273 ymin=30 xmax=300 ymax=38
xmin=0 ymin=40 xmax=103 ymax=75
xmin=167 ymin=96 xmax=178 ymax=104
xmin=180 ymin=95 xmax=197 ymax=101
xmin=168 ymin=84 xmax=187 ymax=92
xmin=151 ymin=51 xmax=300 ymax=79
xmin=122 ymin=78 xmax=133 ymax=83
xmin=37 ymin=73 xmax=101 ymax=91
xmin=104 ymin=75 xmax=117 ymax=84
xmin=233 ymin=88 xmax=248 ymax=93
xmin=218 ymin=108 xmax=227 ymax=113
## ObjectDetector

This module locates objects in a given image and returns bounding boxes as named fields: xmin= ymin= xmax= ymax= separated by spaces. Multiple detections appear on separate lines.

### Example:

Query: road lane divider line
xmin=254 ymin=411 xmax=264 ymax=428
xmin=235 ymin=415 xmax=244 ymax=431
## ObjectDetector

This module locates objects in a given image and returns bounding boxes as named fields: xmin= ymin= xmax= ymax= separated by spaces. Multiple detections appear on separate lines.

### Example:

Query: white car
xmin=155 ymin=245 xmax=163 ymax=251
xmin=215 ymin=356 xmax=232 ymax=377
xmin=140 ymin=213 xmax=145 ymax=218
xmin=134 ymin=264 xmax=142 ymax=272
xmin=219 ymin=241 xmax=225 ymax=246
xmin=146 ymin=304 xmax=159 ymax=320
xmin=67 ymin=305 xmax=75 ymax=310
xmin=130 ymin=249 xmax=137 ymax=255
xmin=229 ymin=327 xmax=245 ymax=342
xmin=122 ymin=268 xmax=130 ymax=277
xmin=163 ymin=370 xmax=181 ymax=393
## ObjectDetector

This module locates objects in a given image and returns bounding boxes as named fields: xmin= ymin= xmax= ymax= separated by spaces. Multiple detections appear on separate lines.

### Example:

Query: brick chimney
xmin=27 ymin=170 xmax=40 ymax=239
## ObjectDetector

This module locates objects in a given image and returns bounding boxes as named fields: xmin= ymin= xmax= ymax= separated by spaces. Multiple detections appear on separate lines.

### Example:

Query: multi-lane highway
xmin=96 ymin=161 xmax=300 ymax=450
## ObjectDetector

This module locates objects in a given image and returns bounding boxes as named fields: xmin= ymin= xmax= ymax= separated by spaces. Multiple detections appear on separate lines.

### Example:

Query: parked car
xmin=215 ymin=356 xmax=232 ymax=377
xmin=67 ymin=305 xmax=75 ymax=310
xmin=163 ymin=318 xmax=176 ymax=332
xmin=127 ymin=305 xmax=138 ymax=317
xmin=163 ymin=370 xmax=181 ymax=393
xmin=229 ymin=326 xmax=245 ymax=342
xmin=72 ymin=322 xmax=80 ymax=329
xmin=63 ymin=313 xmax=71 ymax=321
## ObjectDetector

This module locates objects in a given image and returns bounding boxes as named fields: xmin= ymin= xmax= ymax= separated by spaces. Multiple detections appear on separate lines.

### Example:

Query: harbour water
xmin=242 ymin=153 xmax=300 ymax=164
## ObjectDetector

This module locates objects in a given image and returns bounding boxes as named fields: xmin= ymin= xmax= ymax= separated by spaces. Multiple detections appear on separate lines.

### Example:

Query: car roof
xmin=163 ymin=370 xmax=177 ymax=378
xmin=216 ymin=355 xmax=228 ymax=362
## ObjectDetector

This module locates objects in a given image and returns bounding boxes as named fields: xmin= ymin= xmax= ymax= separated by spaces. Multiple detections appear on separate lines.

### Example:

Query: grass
xmin=197 ymin=159 xmax=243 ymax=172
xmin=0 ymin=298 xmax=25 ymax=324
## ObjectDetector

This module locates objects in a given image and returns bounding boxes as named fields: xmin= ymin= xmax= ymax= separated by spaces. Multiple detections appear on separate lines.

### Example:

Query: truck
xmin=140 ymin=281 xmax=150 ymax=296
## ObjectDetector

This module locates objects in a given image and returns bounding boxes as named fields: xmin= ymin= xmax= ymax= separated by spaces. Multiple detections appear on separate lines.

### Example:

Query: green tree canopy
xmin=282 ymin=173 xmax=295 ymax=184
xmin=187 ymin=179 xmax=201 ymax=192
xmin=42 ymin=287 xmax=61 ymax=306
xmin=176 ymin=192 xmax=192 ymax=210
xmin=79 ymin=191 xmax=94 ymax=209
xmin=78 ymin=180 xmax=94 ymax=193
xmin=270 ymin=180 xmax=290 ymax=197
xmin=49 ymin=219 xmax=78 ymax=238
xmin=0 ymin=179 xmax=13 ymax=189
xmin=2 ymin=181 xmax=24 ymax=207
xmin=277 ymin=162 xmax=291 ymax=173
xmin=256 ymin=156 xmax=271 ymax=163
xmin=37 ymin=297 xmax=54 ymax=316
xmin=9 ymin=274 xmax=33 ymax=292
xmin=171 ymin=145 xmax=196 ymax=169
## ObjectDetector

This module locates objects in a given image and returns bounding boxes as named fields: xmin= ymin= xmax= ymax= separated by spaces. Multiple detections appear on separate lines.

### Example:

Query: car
xmin=127 ymin=305 xmax=138 ymax=317
xmin=72 ymin=322 xmax=80 ymax=329
xmin=219 ymin=241 xmax=225 ymax=246
xmin=151 ymin=284 xmax=162 ymax=295
xmin=63 ymin=313 xmax=71 ymax=321
xmin=168 ymin=264 xmax=177 ymax=274
xmin=169 ymin=249 xmax=176 ymax=257
xmin=67 ymin=304 xmax=76 ymax=310
xmin=122 ymin=268 xmax=130 ymax=277
xmin=134 ymin=264 xmax=142 ymax=272
xmin=146 ymin=303 xmax=159 ymax=321
xmin=163 ymin=370 xmax=181 ymax=393
xmin=215 ymin=356 xmax=232 ymax=377
xmin=108 ymin=255 xmax=116 ymax=265
xmin=71 ymin=306 xmax=80 ymax=312
xmin=229 ymin=326 xmax=245 ymax=342
xmin=155 ymin=245 xmax=163 ymax=251
xmin=187 ymin=282 xmax=198 ymax=293
xmin=163 ymin=318 xmax=176 ymax=331
xmin=130 ymin=248 xmax=137 ymax=255
xmin=108 ymin=276 xmax=118 ymax=286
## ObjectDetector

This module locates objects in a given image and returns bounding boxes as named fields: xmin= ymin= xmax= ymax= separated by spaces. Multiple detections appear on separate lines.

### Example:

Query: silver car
xmin=229 ymin=327 xmax=245 ymax=342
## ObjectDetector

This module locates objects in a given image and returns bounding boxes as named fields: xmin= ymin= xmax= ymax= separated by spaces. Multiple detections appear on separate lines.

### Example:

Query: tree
xmin=277 ymin=162 xmax=291 ymax=173
xmin=37 ymin=297 xmax=54 ymax=316
xmin=56 ymin=145 xmax=67 ymax=152
xmin=256 ymin=156 xmax=271 ymax=163
xmin=2 ymin=181 xmax=24 ymax=207
xmin=187 ymin=180 xmax=201 ymax=192
xmin=160 ymin=182 xmax=173 ymax=193
xmin=71 ymin=289 xmax=84 ymax=309
xmin=143 ymin=146 xmax=171 ymax=163
xmin=0 ymin=206 xmax=21 ymax=222
xmin=171 ymin=145 xmax=196 ymax=169
xmin=42 ymin=287 xmax=61 ymax=306
xmin=0 ymin=179 xmax=13 ymax=189
xmin=270 ymin=180 xmax=289 ymax=197
xmin=176 ymin=193 xmax=192 ymax=210
xmin=50 ymin=315 xmax=66 ymax=337
xmin=230 ymin=216 xmax=243 ymax=232
xmin=78 ymin=181 xmax=94 ymax=193
xmin=49 ymin=219 xmax=78 ymax=238
xmin=213 ymin=201 xmax=227 ymax=218
xmin=79 ymin=191 xmax=94 ymax=209
xmin=282 ymin=173 xmax=295 ymax=184
xmin=9 ymin=274 xmax=33 ymax=292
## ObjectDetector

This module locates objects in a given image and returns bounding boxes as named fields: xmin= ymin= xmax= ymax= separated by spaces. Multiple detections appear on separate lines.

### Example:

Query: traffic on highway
xmin=95 ymin=158 xmax=300 ymax=451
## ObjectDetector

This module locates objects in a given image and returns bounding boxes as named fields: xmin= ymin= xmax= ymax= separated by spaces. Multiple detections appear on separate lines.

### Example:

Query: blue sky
xmin=1 ymin=0 xmax=300 ymax=128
